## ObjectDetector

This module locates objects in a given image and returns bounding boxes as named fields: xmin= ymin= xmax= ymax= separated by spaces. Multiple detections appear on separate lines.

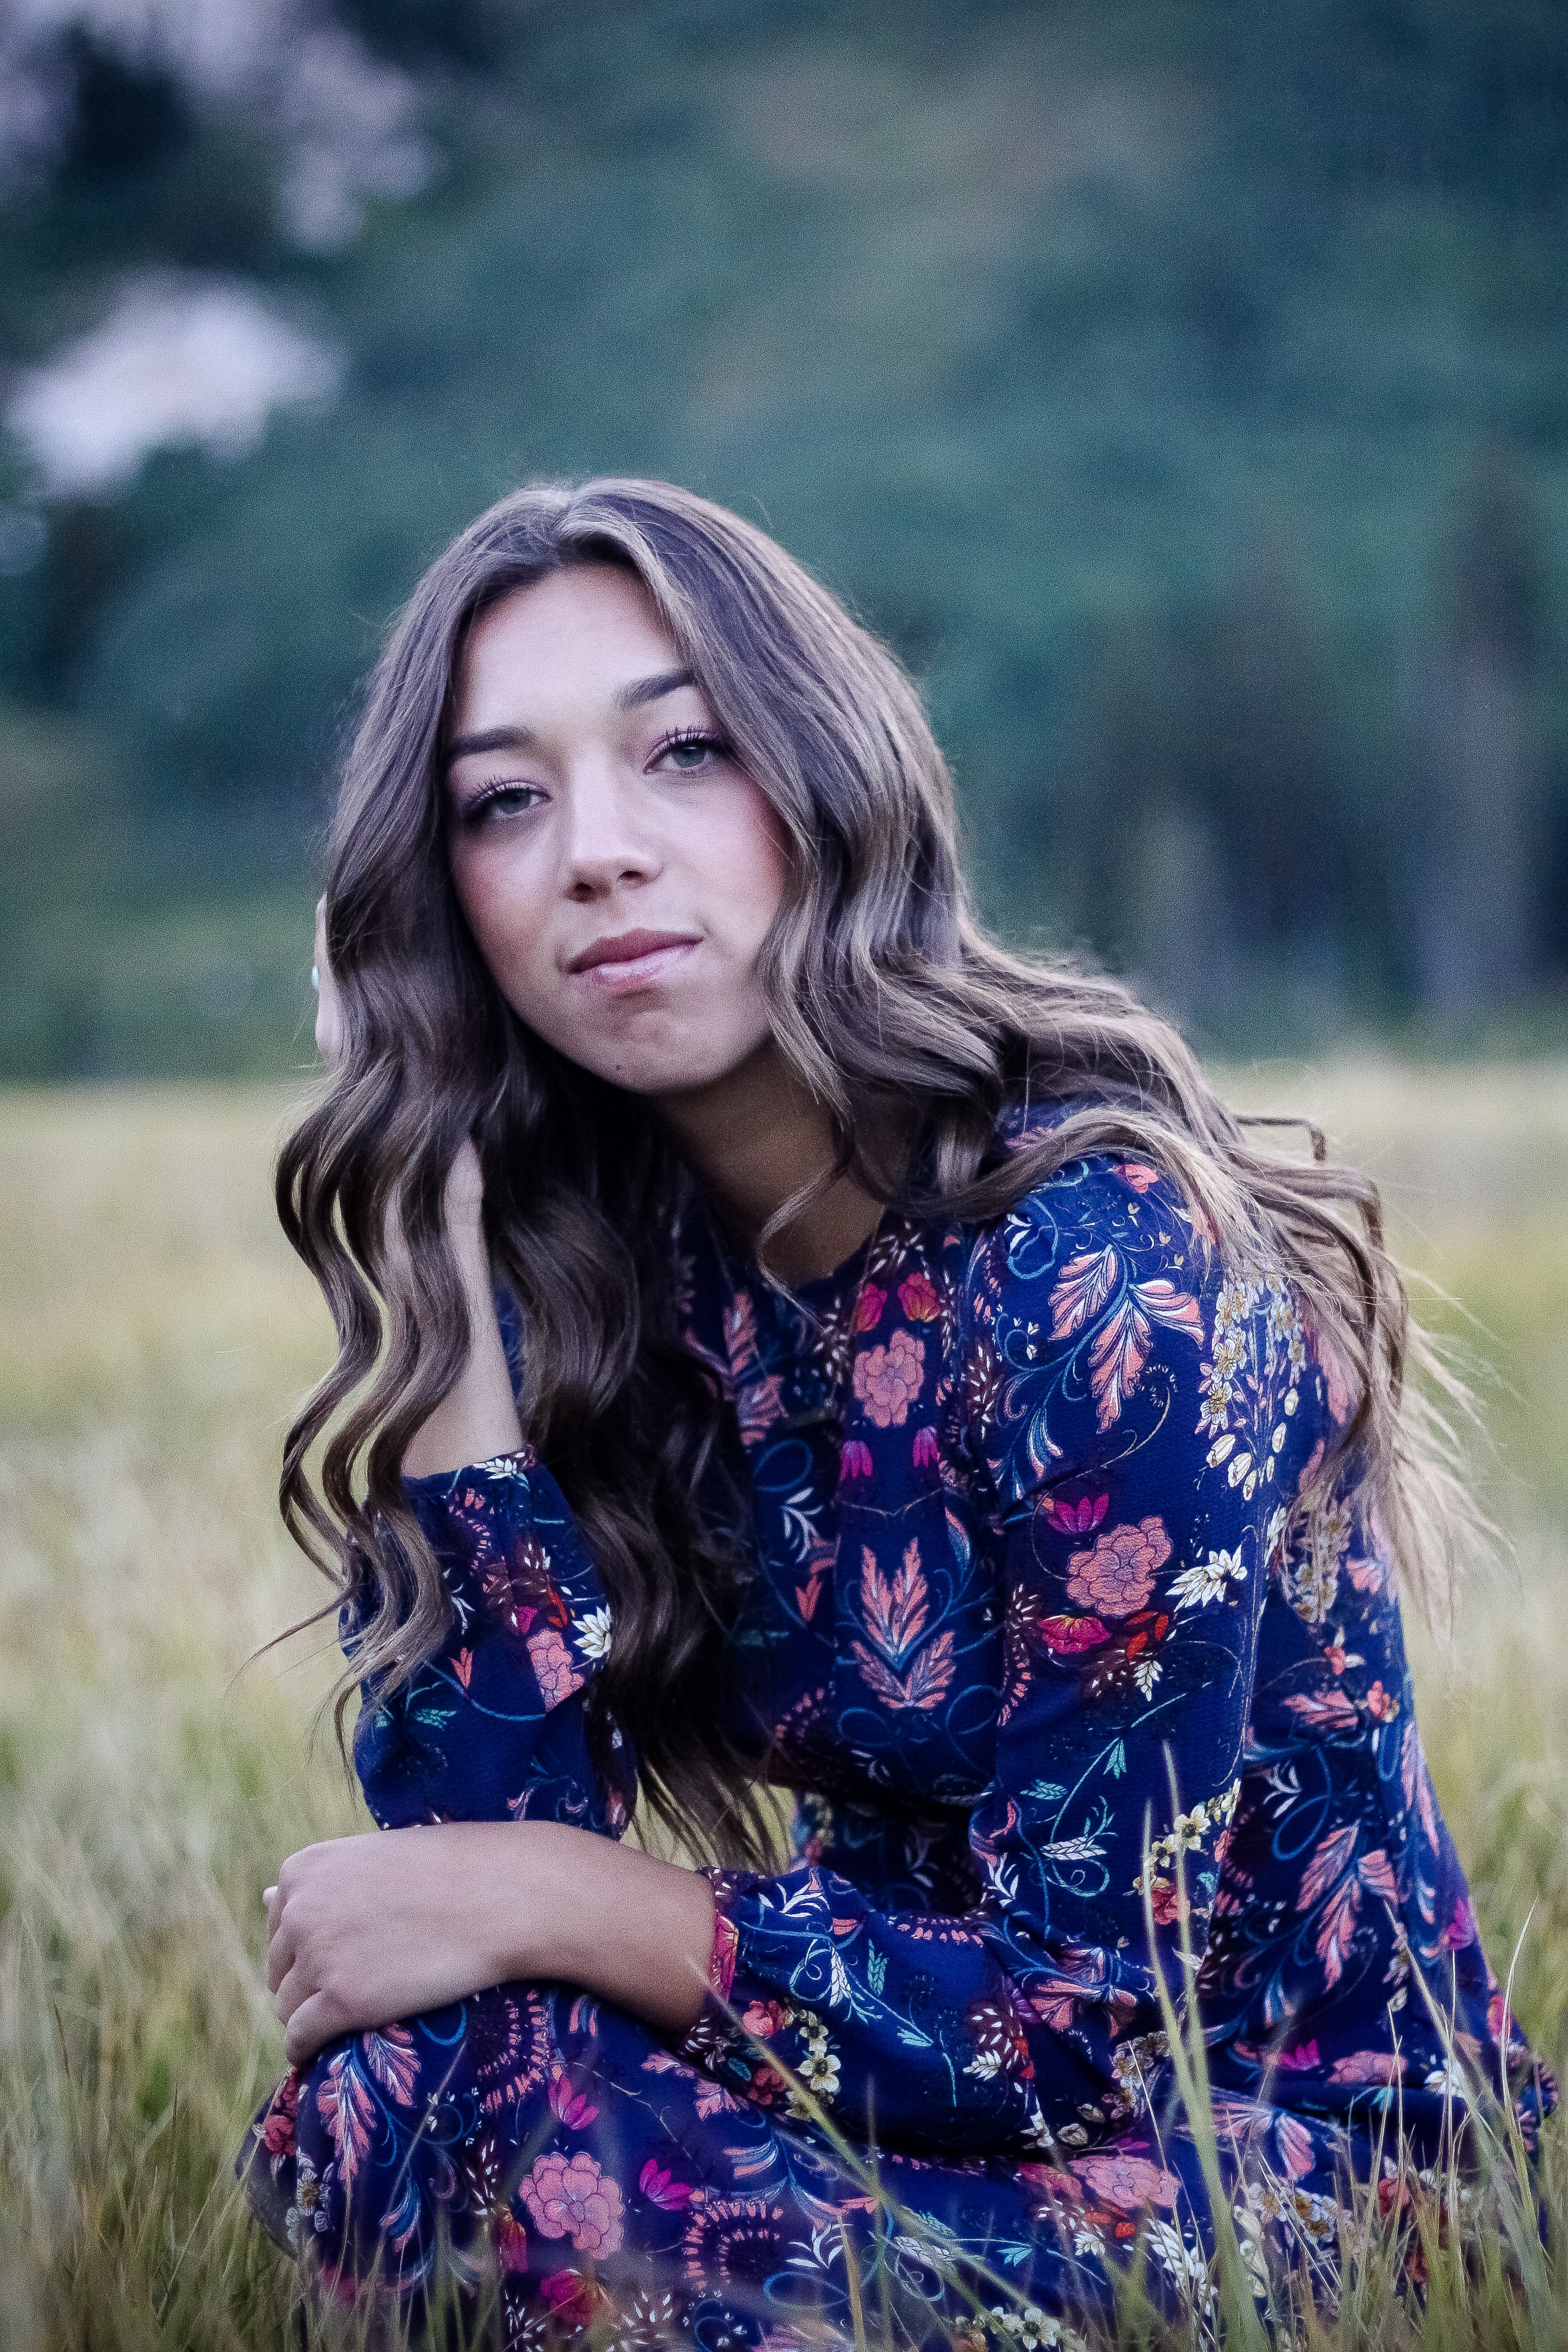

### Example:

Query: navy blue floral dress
xmin=242 ymin=1126 xmax=1553 ymax=2345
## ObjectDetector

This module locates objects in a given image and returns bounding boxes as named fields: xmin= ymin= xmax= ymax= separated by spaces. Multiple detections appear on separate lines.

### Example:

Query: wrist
xmin=452 ymin=1220 xmax=493 ymax=1296
xmin=492 ymin=1825 xmax=715 ymax=2033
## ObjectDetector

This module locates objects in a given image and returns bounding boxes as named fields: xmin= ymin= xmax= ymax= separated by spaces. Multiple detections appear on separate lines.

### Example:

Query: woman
xmin=243 ymin=479 xmax=1552 ymax=2344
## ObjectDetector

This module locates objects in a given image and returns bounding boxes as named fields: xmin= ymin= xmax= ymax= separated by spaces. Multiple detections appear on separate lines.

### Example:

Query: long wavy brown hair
xmin=277 ymin=476 xmax=1477 ymax=1866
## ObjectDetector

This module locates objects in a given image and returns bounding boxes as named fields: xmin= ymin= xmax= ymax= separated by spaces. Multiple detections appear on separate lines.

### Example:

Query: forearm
xmin=400 ymin=1215 xmax=523 ymax=1478
xmin=268 ymin=1821 xmax=716 ymax=2063
xmin=511 ymin=1823 xmax=716 ymax=2033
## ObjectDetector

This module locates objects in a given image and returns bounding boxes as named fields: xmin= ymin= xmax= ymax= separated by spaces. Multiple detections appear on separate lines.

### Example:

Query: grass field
xmin=2 ymin=1067 xmax=1566 ymax=2348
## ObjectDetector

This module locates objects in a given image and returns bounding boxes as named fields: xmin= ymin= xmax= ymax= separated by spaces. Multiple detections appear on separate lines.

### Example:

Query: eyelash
xmin=456 ymin=780 xmax=541 ymax=829
xmin=647 ymin=726 xmax=731 ymax=766
xmin=455 ymin=728 xmax=731 ymax=827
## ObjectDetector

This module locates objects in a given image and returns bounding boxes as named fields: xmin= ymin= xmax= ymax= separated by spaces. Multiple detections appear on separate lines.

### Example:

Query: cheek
xmin=700 ymin=781 xmax=790 ymax=950
xmin=448 ymin=843 xmax=552 ymax=999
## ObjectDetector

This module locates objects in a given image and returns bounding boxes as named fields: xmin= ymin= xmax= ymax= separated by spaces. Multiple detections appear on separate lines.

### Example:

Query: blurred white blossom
xmin=6 ymin=273 xmax=340 ymax=494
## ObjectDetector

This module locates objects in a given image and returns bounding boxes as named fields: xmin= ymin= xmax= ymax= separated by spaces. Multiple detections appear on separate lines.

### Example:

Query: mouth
xmin=566 ymin=928 xmax=703 ymax=993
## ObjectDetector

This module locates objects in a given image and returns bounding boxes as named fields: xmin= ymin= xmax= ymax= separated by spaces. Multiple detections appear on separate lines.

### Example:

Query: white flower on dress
xmin=573 ymin=1605 xmax=613 ymax=1660
xmin=799 ymin=2044 xmax=841 ymax=2097
xmin=1168 ymin=1547 xmax=1248 ymax=1610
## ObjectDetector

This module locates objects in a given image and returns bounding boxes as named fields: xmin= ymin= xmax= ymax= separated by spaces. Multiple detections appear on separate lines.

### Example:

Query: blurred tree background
xmin=0 ymin=0 xmax=1564 ymax=1079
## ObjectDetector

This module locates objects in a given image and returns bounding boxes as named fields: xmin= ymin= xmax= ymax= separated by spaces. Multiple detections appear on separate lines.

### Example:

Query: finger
xmin=266 ymin=1921 xmax=297 ymax=1998
xmin=285 ymin=1990 xmax=349 ymax=2070
xmin=273 ymin=1948 xmax=319 ymax=2030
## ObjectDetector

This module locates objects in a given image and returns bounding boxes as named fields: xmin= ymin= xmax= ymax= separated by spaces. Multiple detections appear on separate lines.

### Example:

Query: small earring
xmin=311 ymin=965 xmax=320 ymax=993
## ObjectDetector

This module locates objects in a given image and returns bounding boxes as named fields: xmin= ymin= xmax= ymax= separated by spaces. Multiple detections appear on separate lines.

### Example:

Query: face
xmin=444 ymin=565 xmax=788 ymax=1098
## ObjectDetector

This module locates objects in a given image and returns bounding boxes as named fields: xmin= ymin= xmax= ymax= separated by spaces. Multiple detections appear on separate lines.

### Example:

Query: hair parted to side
xmin=277 ymin=475 xmax=1480 ymax=1866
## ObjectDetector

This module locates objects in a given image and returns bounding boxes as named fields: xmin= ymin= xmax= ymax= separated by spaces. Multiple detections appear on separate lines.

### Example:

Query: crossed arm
xmin=264 ymin=1815 xmax=715 ymax=2066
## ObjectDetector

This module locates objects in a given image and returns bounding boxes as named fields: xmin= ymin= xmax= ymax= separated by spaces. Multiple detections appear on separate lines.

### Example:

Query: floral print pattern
xmin=520 ymin=2153 xmax=625 ymax=2256
xmin=1065 ymin=1518 xmax=1170 ymax=1615
xmin=242 ymin=1117 xmax=1554 ymax=2345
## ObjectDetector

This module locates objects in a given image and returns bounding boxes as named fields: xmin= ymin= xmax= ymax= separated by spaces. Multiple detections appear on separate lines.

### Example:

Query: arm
xmin=396 ymin=1145 xmax=522 ymax=1477
xmin=268 ymin=1445 xmax=717 ymax=2062
xmin=687 ymin=1161 xmax=1289 ymax=2157
xmin=268 ymin=909 xmax=712 ymax=2060
xmin=265 ymin=1820 xmax=714 ymax=2064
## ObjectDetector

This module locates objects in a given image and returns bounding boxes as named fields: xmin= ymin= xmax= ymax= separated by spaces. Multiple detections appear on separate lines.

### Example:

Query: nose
xmin=560 ymin=756 xmax=661 ymax=901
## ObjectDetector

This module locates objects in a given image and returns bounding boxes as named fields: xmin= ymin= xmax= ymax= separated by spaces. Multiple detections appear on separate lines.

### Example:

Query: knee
xmin=289 ymin=2026 xmax=445 ymax=2274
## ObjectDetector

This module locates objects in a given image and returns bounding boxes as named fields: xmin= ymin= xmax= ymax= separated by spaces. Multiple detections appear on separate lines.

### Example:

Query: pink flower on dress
xmin=911 ymin=1424 xmax=939 ymax=1469
xmin=852 ymin=1327 xmax=926 ymax=1429
xmin=1065 ymin=1517 xmax=1171 ymax=1618
xmin=840 ymin=1439 xmax=874 ymax=1482
xmin=639 ymin=2158 xmax=695 ymax=2210
xmin=1276 ymin=2038 xmax=1321 ymax=2073
xmin=1115 ymin=1162 xmax=1160 ymax=1194
xmin=1041 ymin=1613 xmax=1108 ymax=1655
xmin=547 ymin=2065 xmax=600 ymax=2130
xmin=1039 ymin=1491 xmax=1109 ymax=1536
xmin=897 ymin=1271 xmax=941 ymax=1322
xmin=709 ymin=1909 xmax=739 ymax=2004
xmin=1440 ymin=1894 xmax=1478 ymax=1951
xmin=741 ymin=1999 xmax=790 ymax=2038
xmin=539 ymin=2271 xmax=609 ymax=2324
xmin=526 ymin=1625 xmax=585 ymax=1709
xmin=852 ymin=1284 xmax=886 ymax=1335
xmin=1329 ymin=2050 xmax=1403 ymax=2086
xmin=1070 ymin=2150 xmax=1179 ymax=2211
xmin=519 ymin=2152 xmax=625 ymax=2256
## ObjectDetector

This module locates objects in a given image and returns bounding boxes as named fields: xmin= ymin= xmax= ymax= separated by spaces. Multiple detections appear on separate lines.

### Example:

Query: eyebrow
xmin=615 ymin=666 xmax=696 ymax=711
xmin=444 ymin=669 xmax=700 ymax=769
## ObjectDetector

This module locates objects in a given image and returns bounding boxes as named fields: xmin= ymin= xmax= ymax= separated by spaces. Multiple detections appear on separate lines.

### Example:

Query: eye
xmin=649 ymin=727 xmax=729 ymax=776
xmin=456 ymin=781 xmax=543 ymax=828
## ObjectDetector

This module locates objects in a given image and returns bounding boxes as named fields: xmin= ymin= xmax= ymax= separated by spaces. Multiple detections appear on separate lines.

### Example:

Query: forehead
xmin=455 ymin=564 xmax=683 ymax=723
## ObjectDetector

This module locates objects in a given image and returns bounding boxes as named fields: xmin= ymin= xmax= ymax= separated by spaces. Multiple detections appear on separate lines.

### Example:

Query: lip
xmin=565 ymin=928 xmax=702 ymax=992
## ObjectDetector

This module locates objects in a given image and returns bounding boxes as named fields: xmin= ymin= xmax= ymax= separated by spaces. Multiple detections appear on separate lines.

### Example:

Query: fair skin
xmin=267 ymin=566 xmax=884 ymax=2065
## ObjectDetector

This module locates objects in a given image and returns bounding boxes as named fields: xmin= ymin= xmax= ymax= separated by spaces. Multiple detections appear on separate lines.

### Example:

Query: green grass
xmin=1 ymin=1069 xmax=1565 ymax=2346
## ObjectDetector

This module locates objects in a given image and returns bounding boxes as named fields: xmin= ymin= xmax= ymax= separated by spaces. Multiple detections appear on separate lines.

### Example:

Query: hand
xmin=264 ymin=1825 xmax=543 ymax=2066
xmin=308 ymin=886 xmax=510 ymax=1469
xmin=263 ymin=1822 xmax=715 ymax=2066
xmin=312 ymin=894 xmax=345 ymax=1068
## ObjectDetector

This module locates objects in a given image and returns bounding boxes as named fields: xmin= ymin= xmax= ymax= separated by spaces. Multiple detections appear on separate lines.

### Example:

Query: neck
xmin=656 ymin=1042 xmax=885 ymax=1286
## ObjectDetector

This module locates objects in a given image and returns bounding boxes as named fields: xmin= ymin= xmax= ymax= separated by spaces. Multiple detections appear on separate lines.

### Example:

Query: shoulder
xmin=960 ymin=1131 xmax=1216 ymax=1341
xmin=944 ymin=1123 xmax=1231 ymax=1498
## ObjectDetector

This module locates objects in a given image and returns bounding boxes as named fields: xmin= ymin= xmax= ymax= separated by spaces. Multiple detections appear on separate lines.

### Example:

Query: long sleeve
xmin=687 ymin=1157 xmax=1314 ymax=2159
xmin=351 ymin=1448 xmax=631 ymax=1839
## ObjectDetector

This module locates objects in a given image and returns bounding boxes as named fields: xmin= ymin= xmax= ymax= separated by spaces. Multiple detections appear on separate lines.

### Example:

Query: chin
xmin=528 ymin=999 xmax=768 ymax=1099
xmin=601 ymin=1055 xmax=729 ymax=1099
xmin=589 ymin=1035 xmax=756 ymax=1099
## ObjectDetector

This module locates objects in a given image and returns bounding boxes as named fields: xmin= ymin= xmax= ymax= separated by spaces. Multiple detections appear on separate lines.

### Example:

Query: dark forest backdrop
xmin=1 ymin=0 xmax=1565 ymax=1077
